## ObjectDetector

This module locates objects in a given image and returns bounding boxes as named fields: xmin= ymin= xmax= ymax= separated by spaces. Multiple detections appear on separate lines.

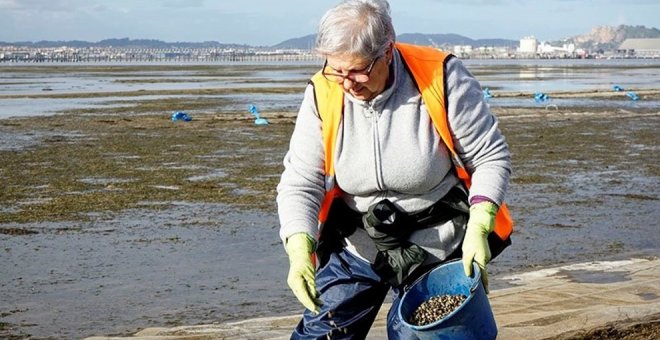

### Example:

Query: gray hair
xmin=315 ymin=0 xmax=395 ymax=60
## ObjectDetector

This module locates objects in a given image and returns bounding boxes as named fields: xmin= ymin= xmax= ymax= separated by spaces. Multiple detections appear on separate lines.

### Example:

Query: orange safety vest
xmin=310 ymin=42 xmax=513 ymax=241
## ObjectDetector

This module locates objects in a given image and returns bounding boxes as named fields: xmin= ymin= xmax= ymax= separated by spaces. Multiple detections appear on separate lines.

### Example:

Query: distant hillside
xmin=275 ymin=26 xmax=658 ymax=51
xmin=0 ymin=37 xmax=252 ymax=49
xmin=271 ymin=34 xmax=316 ymax=50
xmin=397 ymin=33 xmax=517 ymax=47
xmin=272 ymin=33 xmax=518 ymax=50
xmin=555 ymin=25 xmax=660 ymax=51
xmin=4 ymin=25 xmax=657 ymax=51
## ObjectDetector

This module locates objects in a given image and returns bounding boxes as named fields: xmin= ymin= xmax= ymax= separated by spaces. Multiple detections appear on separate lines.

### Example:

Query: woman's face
xmin=324 ymin=47 xmax=392 ymax=101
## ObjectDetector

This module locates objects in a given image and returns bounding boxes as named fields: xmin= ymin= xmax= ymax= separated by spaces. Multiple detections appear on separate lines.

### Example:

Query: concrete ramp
xmin=86 ymin=258 xmax=659 ymax=339
xmin=494 ymin=258 xmax=659 ymax=339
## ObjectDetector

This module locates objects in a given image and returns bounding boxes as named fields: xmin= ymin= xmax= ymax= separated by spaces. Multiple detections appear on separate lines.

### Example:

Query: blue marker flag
xmin=483 ymin=88 xmax=493 ymax=99
xmin=248 ymin=104 xmax=269 ymax=125
xmin=171 ymin=111 xmax=192 ymax=122
xmin=249 ymin=104 xmax=259 ymax=116
xmin=534 ymin=92 xmax=549 ymax=103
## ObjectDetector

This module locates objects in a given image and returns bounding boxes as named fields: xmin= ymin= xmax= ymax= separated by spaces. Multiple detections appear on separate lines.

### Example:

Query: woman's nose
xmin=342 ymin=77 xmax=356 ymax=90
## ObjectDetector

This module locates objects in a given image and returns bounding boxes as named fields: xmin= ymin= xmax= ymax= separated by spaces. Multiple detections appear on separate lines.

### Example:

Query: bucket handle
xmin=402 ymin=259 xmax=477 ymax=293
xmin=469 ymin=262 xmax=482 ymax=294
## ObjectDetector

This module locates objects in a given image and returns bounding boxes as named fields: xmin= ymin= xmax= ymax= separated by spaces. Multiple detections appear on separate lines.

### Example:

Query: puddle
xmin=17 ymin=198 xmax=54 ymax=205
xmin=556 ymin=269 xmax=631 ymax=284
xmin=0 ymin=206 xmax=21 ymax=214
xmin=186 ymin=170 xmax=227 ymax=182
xmin=78 ymin=177 xmax=136 ymax=185
xmin=0 ymin=226 xmax=40 ymax=235
xmin=0 ymin=128 xmax=89 ymax=151
xmin=150 ymin=185 xmax=180 ymax=190
xmin=637 ymin=292 xmax=658 ymax=301
xmin=0 ymin=129 xmax=43 ymax=151
xmin=231 ymin=188 xmax=263 ymax=196
xmin=161 ymin=163 xmax=207 ymax=170
xmin=499 ymin=259 xmax=647 ymax=284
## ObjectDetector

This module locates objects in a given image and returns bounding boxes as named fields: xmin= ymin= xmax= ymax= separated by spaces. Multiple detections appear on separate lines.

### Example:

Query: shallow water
xmin=1 ymin=93 xmax=303 ymax=118
xmin=486 ymin=97 xmax=660 ymax=109
xmin=0 ymin=63 xmax=314 ymax=119
xmin=2 ymin=59 xmax=660 ymax=119
xmin=468 ymin=59 xmax=660 ymax=92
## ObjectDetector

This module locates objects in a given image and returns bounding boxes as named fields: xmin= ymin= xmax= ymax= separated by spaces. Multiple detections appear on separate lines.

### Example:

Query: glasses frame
xmin=322 ymin=56 xmax=380 ymax=83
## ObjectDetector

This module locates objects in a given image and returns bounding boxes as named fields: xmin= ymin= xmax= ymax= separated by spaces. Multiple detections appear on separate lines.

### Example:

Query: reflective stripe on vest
xmin=310 ymin=42 xmax=513 ymax=240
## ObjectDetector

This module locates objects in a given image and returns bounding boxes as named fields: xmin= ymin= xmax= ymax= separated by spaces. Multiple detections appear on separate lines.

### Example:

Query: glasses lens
xmin=322 ymin=56 xmax=378 ymax=83
xmin=351 ymin=57 xmax=378 ymax=83
xmin=351 ymin=74 xmax=370 ymax=83
xmin=322 ymin=61 xmax=345 ymax=82
xmin=322 ymin=71 xmax=344 ymax=83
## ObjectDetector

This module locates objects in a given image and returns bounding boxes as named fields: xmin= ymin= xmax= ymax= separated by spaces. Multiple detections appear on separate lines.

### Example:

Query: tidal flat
xmin=0 ymin=60 xmax=659 ymax=339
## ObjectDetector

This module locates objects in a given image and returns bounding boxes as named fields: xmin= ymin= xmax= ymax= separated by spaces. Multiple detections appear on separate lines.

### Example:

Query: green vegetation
xmin=0 ymin=114 xmax=293 ymax=224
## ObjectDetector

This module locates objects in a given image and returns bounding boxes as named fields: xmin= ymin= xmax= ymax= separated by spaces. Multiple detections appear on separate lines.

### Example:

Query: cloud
xmin=430 ymin=0 xmax=658 ymax=4
xmin=0 ymin=0 xmax=19 ymax=9
xmin=163 ymin=0 xmax=205 ymax=8
xmin=428 ymin=0 xmax=507 ymax=5
xmin=0 ymin=0 xmax=89 ymax=12
xmin=90 ymin=4 xmax=108 ymax=12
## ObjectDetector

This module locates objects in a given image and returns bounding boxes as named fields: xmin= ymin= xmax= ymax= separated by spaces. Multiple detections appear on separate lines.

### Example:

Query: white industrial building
xmin=453 ymin=45 xmax=473 ymax=54
xmin=519 ymin=36 xmax=538 ymax=54
xmin=618 ymin=38 xmax=660 ymax=57
xmin=538 ymin=42 xmax=576 ymax=55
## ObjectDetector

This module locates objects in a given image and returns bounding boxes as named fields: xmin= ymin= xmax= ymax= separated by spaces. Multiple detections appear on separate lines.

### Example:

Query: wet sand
xmin=1 ymin=61 xmax=659 ymax=338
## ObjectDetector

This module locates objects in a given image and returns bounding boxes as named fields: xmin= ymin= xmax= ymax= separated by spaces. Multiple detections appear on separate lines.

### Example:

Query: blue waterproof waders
xmin=291 ymin=248 xmax=420 ymax=340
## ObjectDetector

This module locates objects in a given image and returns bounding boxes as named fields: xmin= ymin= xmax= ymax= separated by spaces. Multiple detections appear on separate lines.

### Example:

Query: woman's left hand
xmin=462 ymin=202 xmax=497 ymax=293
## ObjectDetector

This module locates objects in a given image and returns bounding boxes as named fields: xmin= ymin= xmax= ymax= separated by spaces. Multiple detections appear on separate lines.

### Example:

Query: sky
xmin=0 ymin=0 xmax=658 ymax=45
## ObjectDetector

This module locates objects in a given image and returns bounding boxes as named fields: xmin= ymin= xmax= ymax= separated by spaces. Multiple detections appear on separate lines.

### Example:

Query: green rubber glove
xmin=462 ymin=202 xmax=497 ymax=294
xmin=285 ymin=232 xmax=321 ymax=314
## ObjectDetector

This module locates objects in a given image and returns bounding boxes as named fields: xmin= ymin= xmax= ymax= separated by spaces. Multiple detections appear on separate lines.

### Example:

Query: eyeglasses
xmin=322 ymin=56 xmax=380 ymax=83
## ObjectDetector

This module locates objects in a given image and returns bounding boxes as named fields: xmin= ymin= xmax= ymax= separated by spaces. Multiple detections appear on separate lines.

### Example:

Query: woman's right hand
xmin=285 ymin=233 xmax=322 ymax=314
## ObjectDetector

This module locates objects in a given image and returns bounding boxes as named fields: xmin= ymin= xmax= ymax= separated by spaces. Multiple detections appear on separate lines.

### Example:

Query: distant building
xmin=537 ymin=42 xmax=575 ymax=56
xmin=564 ymin=43 xmax=576 ymax=54
xmin=519 ymin=36 xmax=538 ymax=54
xmin=453 ymin=45 xmax=473 ymax=55
xmin=617 ymin=38 xmax=660 ymax=57
xmin=0 ymin=51 xmax=30 ymax=61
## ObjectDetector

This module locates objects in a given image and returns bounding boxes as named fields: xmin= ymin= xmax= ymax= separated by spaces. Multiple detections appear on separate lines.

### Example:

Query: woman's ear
xmin=386 ymin=42 xmax=394 ymax=64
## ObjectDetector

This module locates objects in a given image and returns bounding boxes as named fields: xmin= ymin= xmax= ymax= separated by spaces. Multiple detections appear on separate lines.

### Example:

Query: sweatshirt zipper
xmin=369 ymin=105 xmax=385 ymax=191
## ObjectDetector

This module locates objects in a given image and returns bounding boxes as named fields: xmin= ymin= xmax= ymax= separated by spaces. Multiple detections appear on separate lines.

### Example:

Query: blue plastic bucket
xmin=397 ymin=260 xmax=497 ymax=340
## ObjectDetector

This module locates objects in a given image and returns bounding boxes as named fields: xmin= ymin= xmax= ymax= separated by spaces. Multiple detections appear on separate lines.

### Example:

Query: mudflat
xmin=1 ymin=61 xmax=659 ymax=338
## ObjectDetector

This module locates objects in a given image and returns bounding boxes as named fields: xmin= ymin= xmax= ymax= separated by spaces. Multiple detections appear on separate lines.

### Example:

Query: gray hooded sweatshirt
xmin=277 ymin=48 xmax=511 ymax=263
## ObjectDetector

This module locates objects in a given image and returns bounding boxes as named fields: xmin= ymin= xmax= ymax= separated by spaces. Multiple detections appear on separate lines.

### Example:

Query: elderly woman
xmin=277 ymin=0 xmax=513 ymax=338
